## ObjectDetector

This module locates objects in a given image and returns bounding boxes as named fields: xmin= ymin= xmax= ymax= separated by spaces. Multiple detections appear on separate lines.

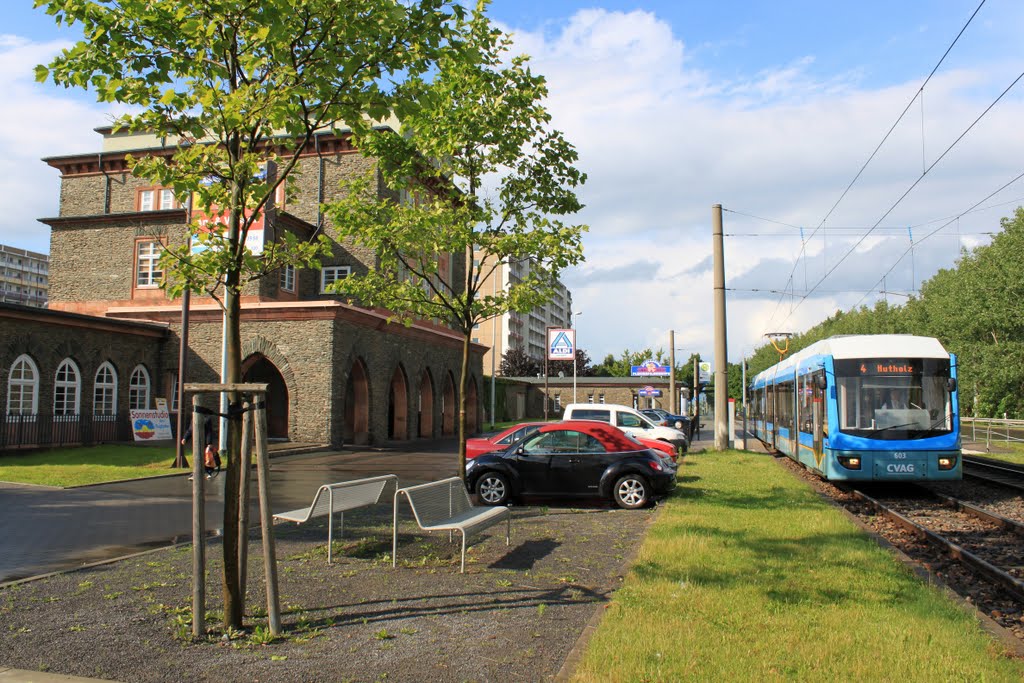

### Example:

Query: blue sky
xmin=3 ymin=1 xmax=1023 ymax=363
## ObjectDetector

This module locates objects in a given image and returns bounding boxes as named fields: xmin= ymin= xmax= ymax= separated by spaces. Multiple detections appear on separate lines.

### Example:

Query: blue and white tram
xmin=749 ymin=334 xmax=961 ymax=481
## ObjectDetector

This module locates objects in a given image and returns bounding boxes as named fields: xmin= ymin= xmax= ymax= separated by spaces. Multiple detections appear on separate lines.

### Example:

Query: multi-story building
xmin=0 ymin=126 xmax=486 ymax=448
xmin=0 ymin=244 xmax=49 ymax=308
xmin=472 ymin=249 xmax=573 ymax=376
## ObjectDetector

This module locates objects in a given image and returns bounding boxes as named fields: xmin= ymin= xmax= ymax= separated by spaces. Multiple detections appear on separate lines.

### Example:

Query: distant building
xmin=0 ymin=244 xmax=48 ymax=308
xmin=473 ymin=249 xmax=573 ymax=376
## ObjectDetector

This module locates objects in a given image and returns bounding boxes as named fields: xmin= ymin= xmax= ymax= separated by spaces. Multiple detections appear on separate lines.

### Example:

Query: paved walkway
xmin=0 ymin=441 xmax=461 ymax=585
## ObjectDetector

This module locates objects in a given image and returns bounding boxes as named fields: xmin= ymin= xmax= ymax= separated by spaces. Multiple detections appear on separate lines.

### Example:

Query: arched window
xmin=129 ymin=365 xmax=150 ymax=410
xmin=6 ymin=354 xmax=39 ymax=415
xmin=54 ymin=359 xmax=81 ymax=416
xmin=94 ymin=362 xmax=118 ymax=418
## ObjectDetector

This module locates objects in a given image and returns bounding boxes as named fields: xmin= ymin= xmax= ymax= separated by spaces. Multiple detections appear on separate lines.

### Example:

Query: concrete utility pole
xmin=712 ymin=204 xmax=729 ymax=451
xmin=669 ymin=330 xmax=676 ymax=414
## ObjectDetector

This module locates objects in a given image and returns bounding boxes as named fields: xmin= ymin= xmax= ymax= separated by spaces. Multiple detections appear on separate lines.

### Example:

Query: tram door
xmin=768 ymin=385 xmax=778 ymax=447
xmin=812 ymin=371 xmax=824 ymax=458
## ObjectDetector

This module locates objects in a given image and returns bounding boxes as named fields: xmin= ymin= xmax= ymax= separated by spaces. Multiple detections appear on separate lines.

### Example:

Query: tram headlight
xmin=938 ymin=455 xmax=957 ymax=471
xmin=837 ymin=454 xmax=861 ymax=470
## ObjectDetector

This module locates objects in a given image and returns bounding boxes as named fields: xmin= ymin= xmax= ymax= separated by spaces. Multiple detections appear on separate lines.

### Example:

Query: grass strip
xmin=0 ymin=445 xmax=179 ymax=487
xmin=571 ymin=450 xmax=1024 ymax=682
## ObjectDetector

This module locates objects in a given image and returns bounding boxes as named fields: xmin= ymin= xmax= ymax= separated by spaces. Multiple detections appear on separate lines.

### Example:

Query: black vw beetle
xmin=464 ymin=420 xmax=676 ymax=509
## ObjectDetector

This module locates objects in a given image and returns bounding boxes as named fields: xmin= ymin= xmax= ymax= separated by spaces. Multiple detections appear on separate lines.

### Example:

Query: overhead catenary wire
xmin=736 ymin=0 xmax=988 ymax=337
xmin=849 ymin=167 xmax=1024 ymax=310
xmin=769 ymin=67 xmax=1024 ymax=332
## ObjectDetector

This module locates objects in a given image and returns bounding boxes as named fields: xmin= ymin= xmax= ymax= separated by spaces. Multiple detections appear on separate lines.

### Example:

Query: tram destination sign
xmin=857 ymin=360 xmax=916 ymax=376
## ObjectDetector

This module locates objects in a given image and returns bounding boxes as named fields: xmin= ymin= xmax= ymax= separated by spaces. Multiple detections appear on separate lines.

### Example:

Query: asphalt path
xmin=0 ymin=444 xmax=460 ymax=585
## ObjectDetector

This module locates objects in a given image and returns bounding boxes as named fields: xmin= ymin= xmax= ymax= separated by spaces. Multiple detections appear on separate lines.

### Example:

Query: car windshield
xmin=496 ymin=424 xmax=540 ymax=446
xmin=834 ymin=358 xmax=953 ymax=440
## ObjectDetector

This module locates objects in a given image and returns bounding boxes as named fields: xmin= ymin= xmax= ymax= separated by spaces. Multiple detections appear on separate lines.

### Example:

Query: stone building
xmin=1 ymin=127 xmax=485 ymax=448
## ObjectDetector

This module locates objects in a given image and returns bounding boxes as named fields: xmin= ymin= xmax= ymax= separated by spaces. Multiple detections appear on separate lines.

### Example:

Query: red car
xmin=466 ymin=422 xmax=546 ymax=460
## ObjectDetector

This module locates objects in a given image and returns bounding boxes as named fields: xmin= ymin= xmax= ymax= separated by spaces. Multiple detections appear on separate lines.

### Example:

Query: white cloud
xmin=0 ymin=37 xmax=118 ymax=253
xmin=508 ymin=9 xmax=1024 ymax=362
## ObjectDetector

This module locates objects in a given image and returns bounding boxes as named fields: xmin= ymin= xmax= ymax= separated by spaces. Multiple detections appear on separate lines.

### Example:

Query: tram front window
xmin=834 ymin=358 xmax=953 ymax=439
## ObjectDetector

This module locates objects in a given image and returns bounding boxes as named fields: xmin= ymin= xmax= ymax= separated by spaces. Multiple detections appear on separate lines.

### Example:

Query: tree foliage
xmin=744 ymin=207 xmax=1024 ymax=417
xmin=500 ymin=348 xmax=541 ymax=377
xmin=35 ymin=0 xmax=461 ymax=631
xmin=325 ymin=2 xmax=587 ymax=475
xmin=549 ymin=349 xmax=593 ymax=378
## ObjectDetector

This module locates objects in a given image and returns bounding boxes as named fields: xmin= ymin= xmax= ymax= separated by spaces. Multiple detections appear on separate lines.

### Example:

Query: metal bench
xmin=273 ymin=474 xmax=397 ymax=563
xmin=392 ymin=477 xmax=511 ymax=573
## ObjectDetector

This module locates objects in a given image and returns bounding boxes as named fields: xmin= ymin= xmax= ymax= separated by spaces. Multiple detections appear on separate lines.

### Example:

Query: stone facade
xmin=3 ymin=128 xmax=485 ymax=448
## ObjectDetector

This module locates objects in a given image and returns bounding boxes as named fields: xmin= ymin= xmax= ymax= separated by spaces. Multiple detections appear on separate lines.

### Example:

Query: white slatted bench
xmin=273 ymin=474 xmax=397 ymax=563
xmin=392 ymin=477 xmax=511 ymax=573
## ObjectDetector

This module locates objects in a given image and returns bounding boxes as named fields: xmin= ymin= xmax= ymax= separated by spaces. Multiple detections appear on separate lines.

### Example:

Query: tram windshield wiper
xmin=873 ymin=422 xmax=917 ymax=434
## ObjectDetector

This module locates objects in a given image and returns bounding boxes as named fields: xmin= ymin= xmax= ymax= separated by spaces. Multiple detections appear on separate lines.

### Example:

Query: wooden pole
xmin=237 ymin=402 xmax=253 ymax=606
xmin=191 ymin=395 xmax=206 ymax=638
xmin=253 ymin=395 xmax=281 ymax=635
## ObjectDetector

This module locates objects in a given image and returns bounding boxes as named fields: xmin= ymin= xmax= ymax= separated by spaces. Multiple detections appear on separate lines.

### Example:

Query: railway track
xmin=963 ymin=455 xmax=1024 ymax=493
xmin=852 ymin=485 xmax=1024 ymax=604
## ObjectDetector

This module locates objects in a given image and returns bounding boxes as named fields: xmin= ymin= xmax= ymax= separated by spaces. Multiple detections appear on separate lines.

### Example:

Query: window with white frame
xmin=169 ymin=374 xmax=179 ymax=411
xmin=138 ymin=188 xmax=178 ymax=211
xmin=6 ymin=354 xmax=39 ymax=415
xmin=280 ymin=264 xmax=295 ymax=292
xmin=54 ymin=359 xmax=81 ymax=416
xmin=93 ymin=362 xmax=117 ymax=418
xmin=136 ymin=240 xmax=164 ymax=287
xmin=587 ymin=393 xmax=594 ymax=404
xmin=321 ymin=265 xmax=351 ymax=293
xmin=129 ymin=365 xmax=150 ymax=410
xmin=599 ymin=393 xmax=605 ymax=404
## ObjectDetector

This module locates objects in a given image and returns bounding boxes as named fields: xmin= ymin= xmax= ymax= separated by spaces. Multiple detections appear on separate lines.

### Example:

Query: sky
xmin=3 ymin=1 xmax=1024 ymax=366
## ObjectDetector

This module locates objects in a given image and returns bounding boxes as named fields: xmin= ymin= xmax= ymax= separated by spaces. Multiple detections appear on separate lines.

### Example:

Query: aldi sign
xmin=548 ymin=329 xmax=575 ymax=361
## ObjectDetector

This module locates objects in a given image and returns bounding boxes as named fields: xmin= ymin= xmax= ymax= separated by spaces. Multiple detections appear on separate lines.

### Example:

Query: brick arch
xmin=241 ymin=336 xmax=297 ymax=388
xmin=442 ymin=371 xmax=456 ymax=436
xmin=344 ymin=357 xmax=371 ymax=445
xmin=388 ymin=364 xmax=409 ymax=440
xmin=417 ymin=368 xmax=434 ymax=439
xmin=241 ymin=336 xmax=296 ymax=440
xmin=465 ymin=373 xmax=479 ymax=435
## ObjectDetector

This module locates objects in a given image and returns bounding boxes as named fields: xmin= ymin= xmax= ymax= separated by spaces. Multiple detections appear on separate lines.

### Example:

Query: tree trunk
xmin=458 ymin=331 xmax=470 ymax=481
xmin=221 ymin=176 xmax=244 ymax=631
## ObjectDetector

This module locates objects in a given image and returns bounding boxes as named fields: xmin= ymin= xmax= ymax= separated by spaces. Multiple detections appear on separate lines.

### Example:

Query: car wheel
xmin=673 ymin=419 xmax=684 ymax=430
xmin=613 ymin=474 xmax=650 ymax=509
xmin=476 ymin=472 xmax=510 ymax=506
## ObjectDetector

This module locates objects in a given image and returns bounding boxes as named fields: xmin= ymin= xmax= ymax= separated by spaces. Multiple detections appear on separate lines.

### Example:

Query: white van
xmin=562 ymin=403 xmax=688 ymax=452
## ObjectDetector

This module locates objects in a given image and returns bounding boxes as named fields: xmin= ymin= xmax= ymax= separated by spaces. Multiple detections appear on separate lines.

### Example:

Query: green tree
xmin=35 ymin=0 xmax=460 ymax=631
xmin=549 ymin=349 xmax=593 ymax=378
xmin=325 ymin=3 xmax=587 ymax=478
xmin=500 ymin=348 xmax=541 ymax=377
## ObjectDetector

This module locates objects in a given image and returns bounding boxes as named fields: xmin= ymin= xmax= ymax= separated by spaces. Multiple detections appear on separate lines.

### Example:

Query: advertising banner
xmin=130 ymin=408 xmax=174 ymax=441
xmin=631 ymin=359 xmax=670 ymax=377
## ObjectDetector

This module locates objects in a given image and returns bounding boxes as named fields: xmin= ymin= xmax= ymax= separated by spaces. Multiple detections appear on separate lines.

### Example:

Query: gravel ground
xmin=0 ymin=501 xmax=656 ymax=682
xmin=774 ymin=455 xmax=1024 ymax=644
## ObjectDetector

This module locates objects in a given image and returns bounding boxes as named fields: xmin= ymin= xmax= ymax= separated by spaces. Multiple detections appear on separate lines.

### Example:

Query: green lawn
xmin=571 ymin=450 xmax=1024 ymax=682
xmin=971 ymin=442 xmax=1024 ymax=466
xmin=0 ymin=445 xmax=182 ymax=487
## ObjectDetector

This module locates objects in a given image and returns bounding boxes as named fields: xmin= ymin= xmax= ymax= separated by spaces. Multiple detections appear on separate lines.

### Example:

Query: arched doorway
xmin=442 ymin=372 xmax=456 ymax=436
xmin=241 ymin=354 xmax=289 ymax=440
xmin=388 ymin=365 xmax=409 ymax=440
xmin=344 ymin=359 xmax=370 ymax=445
xmin=466 ymin=376 xmax=479 ymax=435
xmin=418 ymin=369 xmax=434 ymax=438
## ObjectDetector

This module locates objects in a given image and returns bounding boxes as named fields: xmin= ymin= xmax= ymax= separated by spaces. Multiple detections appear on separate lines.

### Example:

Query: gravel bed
xmin=0 ymin=501 xmax=656 ymax=682
xmin=774 ymin=455 xmax=1024 ymax=642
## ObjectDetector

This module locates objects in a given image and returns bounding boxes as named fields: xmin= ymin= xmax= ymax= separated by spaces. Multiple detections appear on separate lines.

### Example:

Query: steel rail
xmin=963 ymin=456 xmax=1024 ymax=493
xmin=852 ymin=488 xmax=1024 ymax=603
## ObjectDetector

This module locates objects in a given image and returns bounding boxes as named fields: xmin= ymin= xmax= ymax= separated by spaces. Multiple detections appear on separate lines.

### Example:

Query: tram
xmin=749 ymin=334 xmax=961 ymax=481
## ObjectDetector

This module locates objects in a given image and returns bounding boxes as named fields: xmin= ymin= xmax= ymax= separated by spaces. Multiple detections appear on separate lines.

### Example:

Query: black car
xmin=464 ymin=420 xmax=676 ymax=509
xmin=641 ymin=408 xmax=692 ymax=434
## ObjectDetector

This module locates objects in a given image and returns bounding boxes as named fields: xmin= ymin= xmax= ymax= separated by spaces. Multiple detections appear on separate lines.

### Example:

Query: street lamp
xmin=572 ymin=310 xmax=583 ymax=403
